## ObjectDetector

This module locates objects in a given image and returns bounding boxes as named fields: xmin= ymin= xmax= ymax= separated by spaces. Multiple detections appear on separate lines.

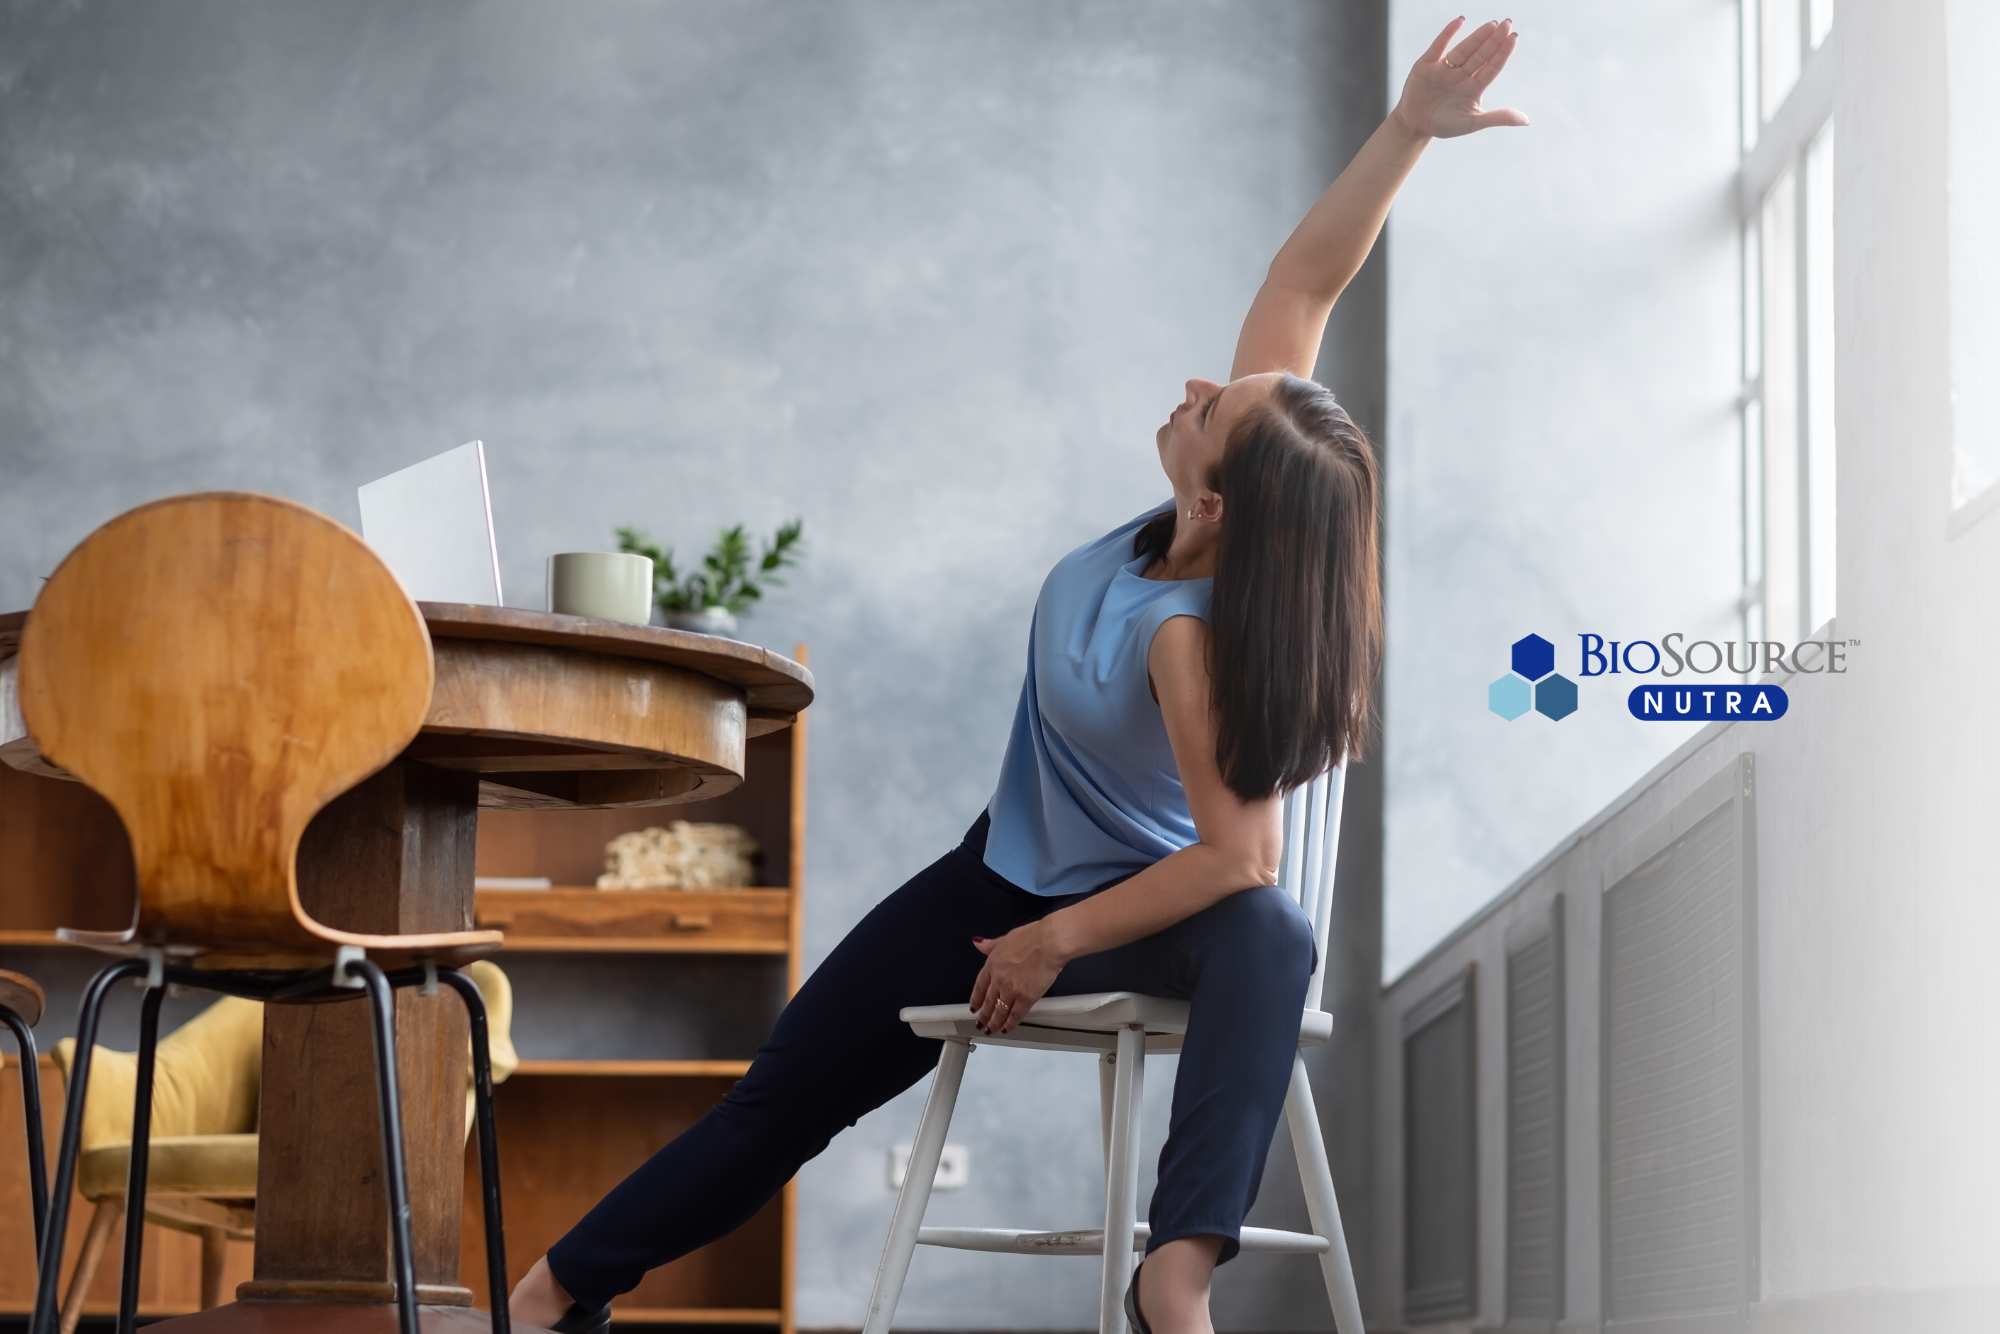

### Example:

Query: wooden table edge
xmin=0 ymin=603 xmax=815 ymax=716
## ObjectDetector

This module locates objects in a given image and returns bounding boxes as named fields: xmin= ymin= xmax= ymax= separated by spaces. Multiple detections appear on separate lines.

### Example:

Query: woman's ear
xmin=1190 ymin=493 xmax=1224 ymax=524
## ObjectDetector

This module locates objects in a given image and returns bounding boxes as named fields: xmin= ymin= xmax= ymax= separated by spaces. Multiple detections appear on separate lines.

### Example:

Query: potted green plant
xmin=615 ymin=519 xmax=804 ymax=638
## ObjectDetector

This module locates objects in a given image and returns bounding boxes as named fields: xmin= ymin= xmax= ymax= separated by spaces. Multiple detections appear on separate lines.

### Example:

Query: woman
xmin=513 ymin=18 xmax=1523 ymax=1334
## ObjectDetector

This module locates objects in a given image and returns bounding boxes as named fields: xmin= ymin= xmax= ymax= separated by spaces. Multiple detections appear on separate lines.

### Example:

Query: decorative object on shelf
xmin=546 ymin=551 xmax=655 ymax=625
xmin=598 ymin=821 xmax=761 ymax=890
xmin=615 ymin=519 xmax=804 ymax=636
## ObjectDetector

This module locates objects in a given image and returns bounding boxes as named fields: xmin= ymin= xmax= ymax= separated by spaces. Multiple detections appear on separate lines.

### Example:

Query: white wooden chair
xmin=862 ymin=768 xmax=1365 ymax=1334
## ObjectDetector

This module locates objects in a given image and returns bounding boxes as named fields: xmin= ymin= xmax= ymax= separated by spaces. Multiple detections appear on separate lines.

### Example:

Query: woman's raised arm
xmin=1232 ymin=16 xmax=1526 ymax=381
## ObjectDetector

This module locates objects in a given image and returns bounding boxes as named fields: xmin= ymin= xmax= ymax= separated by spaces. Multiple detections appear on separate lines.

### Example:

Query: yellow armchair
xmin=50 ymin=960 xmax=515 ymax=1329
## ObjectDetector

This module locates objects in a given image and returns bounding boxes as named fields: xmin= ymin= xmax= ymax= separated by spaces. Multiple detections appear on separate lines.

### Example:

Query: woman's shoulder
xmin=1142 ymin=578 xmax=1212 ymax=631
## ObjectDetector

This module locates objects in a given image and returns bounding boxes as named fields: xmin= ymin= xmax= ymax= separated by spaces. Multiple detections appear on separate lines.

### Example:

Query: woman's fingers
xmin=1444 ymin=18 xmax=1501 ymax=70
xmin=1421 ymin=15 xmax=1467 ymax=65
xmin=1456 ymin=21 xmax=1510 ymax=78
xmin=1469 ymin=32 xmax=1520 ymax=92
xmin=970 ymin=964 xmax=1020 ymax=1032
xmin=1468 ymin=106 xmax=1530 ymax=130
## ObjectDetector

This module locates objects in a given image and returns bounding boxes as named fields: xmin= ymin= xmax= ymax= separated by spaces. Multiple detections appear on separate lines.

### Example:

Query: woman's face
xmin=1155 ymin=373 xmax=1281 ymax=506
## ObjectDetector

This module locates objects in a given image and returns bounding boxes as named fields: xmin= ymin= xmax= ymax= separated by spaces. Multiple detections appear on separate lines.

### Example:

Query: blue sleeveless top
xmin=983 ymin=502 xmax=1214 ymax=897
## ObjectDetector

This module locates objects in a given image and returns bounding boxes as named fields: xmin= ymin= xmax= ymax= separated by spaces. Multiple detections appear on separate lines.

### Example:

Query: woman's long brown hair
xmin=1135 ymin=375 xmax=1382 ymax=800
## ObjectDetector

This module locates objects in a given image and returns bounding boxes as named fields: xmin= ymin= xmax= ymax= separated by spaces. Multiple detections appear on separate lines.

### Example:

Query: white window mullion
xmin=1739 ymin=0 xmax=1835 ymax=645
xmin=1804 ymin=126 xmax=1837 ymax=630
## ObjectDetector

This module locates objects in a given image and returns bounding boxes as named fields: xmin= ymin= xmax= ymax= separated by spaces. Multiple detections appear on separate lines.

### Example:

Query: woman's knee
xmin=1205 ymin=883 xmax=1314 ymax=978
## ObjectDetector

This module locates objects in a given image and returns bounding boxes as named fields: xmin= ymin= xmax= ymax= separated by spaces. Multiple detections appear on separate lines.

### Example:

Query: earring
xmin=1187 ymin=508 xmax=1195 ymax=520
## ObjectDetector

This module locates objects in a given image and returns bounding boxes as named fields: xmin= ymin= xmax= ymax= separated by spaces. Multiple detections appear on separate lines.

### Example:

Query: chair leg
xmin=1097 ymin=1052 xmax=1115 ymax=1172
xmin=346 ymin=957 xmax=421 ymax=1334
xmin=115 ymin=984 xmax=166 ymax=1334
xmin=1098 ymin=1025 xmax=1146 ymax=1334
xmin=59 ymin=1198 xmax=123 ymax=1334
xmin=2 ymin=1007 xmax=49 ymax=1262
xmin=1284 ymin=1054 xmax=1365 ymax=1334
xmin=199 ymin=1227 xmax=228 ymax=1310
xmin=31 ymin=958 xmax=146 ymax=1334
xmin=439 ymin=966 xmax=511 ymax=1334
xmin=861 ymin=1036 xmax=972 ymax=1334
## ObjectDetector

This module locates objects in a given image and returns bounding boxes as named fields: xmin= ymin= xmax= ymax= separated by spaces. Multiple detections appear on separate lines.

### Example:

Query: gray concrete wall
xmin=0 ymin=3 xmax=1386 ymax=1327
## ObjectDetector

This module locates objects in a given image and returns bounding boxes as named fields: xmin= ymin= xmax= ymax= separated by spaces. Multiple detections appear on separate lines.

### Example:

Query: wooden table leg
xmin=235 ymin=759 xmax=480 ymax=1310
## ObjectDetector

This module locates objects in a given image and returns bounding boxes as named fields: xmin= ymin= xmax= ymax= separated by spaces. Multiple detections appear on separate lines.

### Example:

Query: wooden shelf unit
xmin=461 ymin=681 xmax=809 ymax=1331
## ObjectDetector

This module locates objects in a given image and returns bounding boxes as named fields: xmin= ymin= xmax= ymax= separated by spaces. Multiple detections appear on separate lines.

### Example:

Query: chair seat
xmin=900 ymin=991 xmax=1332 ymax=1053
xmin=77 ymin=1133 xmax=258 ymax=1200
xmin=54 ymin=925 xmax=503 ymax=969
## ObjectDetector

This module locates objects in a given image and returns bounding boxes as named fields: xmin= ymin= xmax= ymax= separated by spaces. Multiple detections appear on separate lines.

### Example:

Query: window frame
xmin=1738 ymin=0 xmax=1836 ymax=652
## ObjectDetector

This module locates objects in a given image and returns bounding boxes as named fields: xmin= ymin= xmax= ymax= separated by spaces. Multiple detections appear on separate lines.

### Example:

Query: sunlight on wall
xmin=1383 ymin=0 xmax=1743 ymax=980
xmin=1946 ymin=0 xmax=2000 ymax=516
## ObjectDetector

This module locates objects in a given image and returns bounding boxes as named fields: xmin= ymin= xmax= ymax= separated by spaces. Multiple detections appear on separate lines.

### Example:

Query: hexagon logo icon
xmin=1534 ymin=672 xmax=1578 ymax=721
xmin=1511 ymin=633 xmax=1556 ymax=682
xmin=1489 ymin=673 xmax=1532 ymax=721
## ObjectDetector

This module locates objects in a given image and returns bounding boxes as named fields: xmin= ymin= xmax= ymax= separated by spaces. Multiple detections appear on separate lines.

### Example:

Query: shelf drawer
xmin=476 ymin=887 xmax=791 ymax=953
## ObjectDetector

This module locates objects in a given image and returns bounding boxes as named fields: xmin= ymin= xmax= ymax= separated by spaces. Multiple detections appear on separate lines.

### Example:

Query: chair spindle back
xmin=1280 ymin=764 xmax=1348 ymax=1014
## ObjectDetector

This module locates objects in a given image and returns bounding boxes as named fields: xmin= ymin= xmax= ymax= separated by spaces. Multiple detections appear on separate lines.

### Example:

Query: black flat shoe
xmin=550 ymin=1302 xmax=611 ymax=1334
xmin=1124 ymin=1262 xmax=1153 ymax=1334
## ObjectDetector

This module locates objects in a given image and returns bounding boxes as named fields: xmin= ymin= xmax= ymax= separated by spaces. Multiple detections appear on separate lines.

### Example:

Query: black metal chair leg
xmin=1 ymin=1006 xmax=48 ymax=1262
xmin=439 ymin=967 xmax=511 ymax=1334
xmin=116 ymin=984 xmax=166 ymax=1334
xmin=347 ymin=957 xmax=421 ymax=1334
xmin=31 ymin=958 xmax=147 ymax=1334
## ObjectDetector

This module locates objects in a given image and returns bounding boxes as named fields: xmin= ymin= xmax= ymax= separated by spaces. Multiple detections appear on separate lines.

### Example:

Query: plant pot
xmin=666 ymin=607 xmax=740 ymax=638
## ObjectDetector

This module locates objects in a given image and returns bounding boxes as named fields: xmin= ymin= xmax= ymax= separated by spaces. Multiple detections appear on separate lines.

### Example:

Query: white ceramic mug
xmin=546 ymin=552 xmax=654 ymax=625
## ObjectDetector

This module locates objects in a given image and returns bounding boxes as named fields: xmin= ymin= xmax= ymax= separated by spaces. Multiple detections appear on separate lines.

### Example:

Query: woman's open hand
xmin=1393 ymin=17 xmax=1527 ymax=140
xmin=968 ymin=922 xmax=1066 ymax=1035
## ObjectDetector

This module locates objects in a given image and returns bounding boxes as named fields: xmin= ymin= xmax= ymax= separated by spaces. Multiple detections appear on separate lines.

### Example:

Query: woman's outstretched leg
xmin=515 ymin=827 xmax=1050 ymax=1322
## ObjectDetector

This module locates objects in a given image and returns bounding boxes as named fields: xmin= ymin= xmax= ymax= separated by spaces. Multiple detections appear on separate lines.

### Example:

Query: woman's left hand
xmin=969 ymin=922 xmax=1066 ymax=1034
xmin=1393 ymin=17 xmax=1528 ymax=140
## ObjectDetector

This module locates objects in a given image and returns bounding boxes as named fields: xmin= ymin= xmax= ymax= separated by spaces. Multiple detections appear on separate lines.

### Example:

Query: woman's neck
xmin=1143 ymin=514 xmax=1219 ymax=581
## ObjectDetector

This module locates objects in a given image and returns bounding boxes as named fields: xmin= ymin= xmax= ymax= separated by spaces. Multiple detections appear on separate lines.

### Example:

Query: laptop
xmin=357 ymin=440 xmax=505 ymax=605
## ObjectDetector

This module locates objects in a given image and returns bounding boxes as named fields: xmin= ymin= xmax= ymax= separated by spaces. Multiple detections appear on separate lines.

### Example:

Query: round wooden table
xmin=0 ymin=603 xmax=813 ymax=1332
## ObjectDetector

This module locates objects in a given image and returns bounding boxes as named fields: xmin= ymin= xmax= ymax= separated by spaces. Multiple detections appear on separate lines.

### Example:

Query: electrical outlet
xmin=888 ymin=1143 xmax=969 ymax=1191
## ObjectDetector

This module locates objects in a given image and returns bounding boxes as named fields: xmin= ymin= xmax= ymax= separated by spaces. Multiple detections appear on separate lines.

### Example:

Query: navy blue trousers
xmin=547 ymin=815 xmax=1314 ymax=1309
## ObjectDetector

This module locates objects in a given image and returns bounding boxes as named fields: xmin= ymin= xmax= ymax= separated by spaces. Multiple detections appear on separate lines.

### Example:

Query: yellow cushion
xmin=53 ymin=996 xmax=263 ymax=1148
xmin=76 ymin=1134 xmax=258 ymax=1200
xmin=462 ymin=960 xmax=518 ymax=1139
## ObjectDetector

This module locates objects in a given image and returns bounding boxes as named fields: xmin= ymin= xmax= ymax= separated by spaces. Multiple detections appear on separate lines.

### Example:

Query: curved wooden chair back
xmin=17 ymin=493 xmax=437 ymax=960
xmin=0 ymin=971 xmax=45 ymax=1028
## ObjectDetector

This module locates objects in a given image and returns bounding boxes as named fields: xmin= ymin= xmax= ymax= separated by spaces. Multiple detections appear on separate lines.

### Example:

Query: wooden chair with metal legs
xmin=14 ymin=491 xmax=509 ymax=1334
xmin=1 ymin=970 xmax=50 ymax=1267
xmin=864 ymin=767 xmax=1367 ymax=1334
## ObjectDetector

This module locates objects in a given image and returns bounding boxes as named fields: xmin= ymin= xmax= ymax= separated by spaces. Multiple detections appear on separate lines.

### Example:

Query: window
xmin=1739 ymin=1 xmax=1834 ymax=648
xmin=1948 ymin=0 xmax=2000 ymax=527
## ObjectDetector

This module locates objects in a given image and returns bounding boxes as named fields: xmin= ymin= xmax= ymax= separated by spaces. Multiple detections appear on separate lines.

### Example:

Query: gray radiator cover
xmin=1600 ymin=757 xmax=1759 ymax=1332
